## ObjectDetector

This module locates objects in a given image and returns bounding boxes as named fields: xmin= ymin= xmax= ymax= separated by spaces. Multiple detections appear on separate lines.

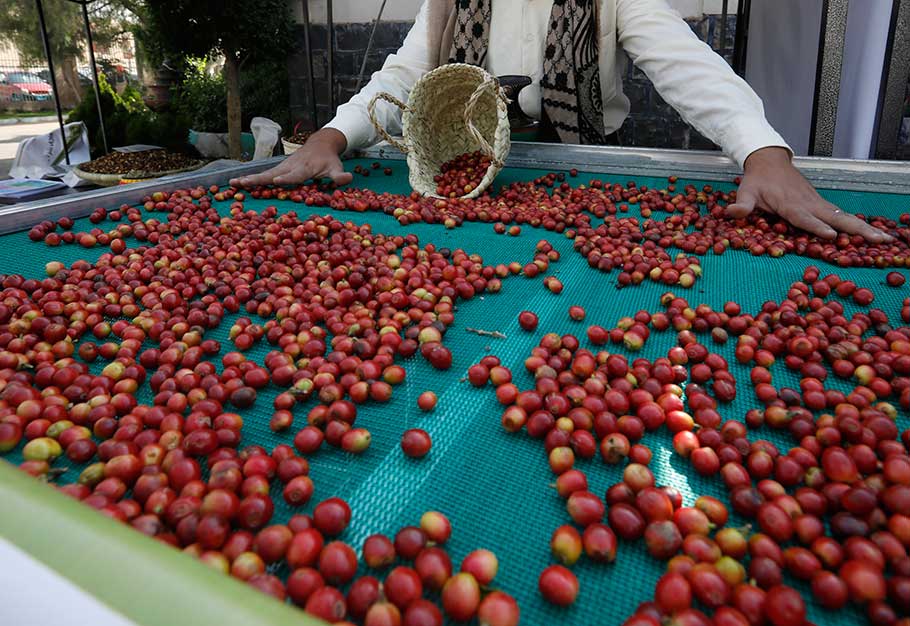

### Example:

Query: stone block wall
xmin=287 ymin=14 xmax=738 ymax=152
xmin=287 ymin=22 xmax=412 ymax=129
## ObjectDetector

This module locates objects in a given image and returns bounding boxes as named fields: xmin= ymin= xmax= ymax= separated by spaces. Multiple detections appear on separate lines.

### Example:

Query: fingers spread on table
xmin=325 ymin=164 xmax=353 ymax=186
xmin=272 ymin=168 xmax=315 ymax=185
xmin=822 ymin=203 xmax=895 ymax=243
xmin=784 ymin=205 xmax=838 ymax=240
xmin=725 ymin=186 xmax=758 ymax=219
xmin=231 ymin=162 xmax=293 ymax=188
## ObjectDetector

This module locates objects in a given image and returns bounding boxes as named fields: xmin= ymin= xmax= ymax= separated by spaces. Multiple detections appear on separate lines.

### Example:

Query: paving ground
xmin=0 ymin=120 xmax=61 ymax=179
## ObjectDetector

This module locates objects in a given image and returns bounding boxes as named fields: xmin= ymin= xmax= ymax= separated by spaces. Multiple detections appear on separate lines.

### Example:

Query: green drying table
xmin=1 ymin=143 xmax=909 ymax=626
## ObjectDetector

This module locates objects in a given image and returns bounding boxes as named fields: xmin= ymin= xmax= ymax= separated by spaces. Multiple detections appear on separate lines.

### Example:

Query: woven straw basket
xmin=368 ymin=63 xmax=510 ymax=199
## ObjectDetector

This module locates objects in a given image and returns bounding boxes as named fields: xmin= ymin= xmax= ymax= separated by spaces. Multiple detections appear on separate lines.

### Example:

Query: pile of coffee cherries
xmin=491 ymin=258 xmax=910 ymax=625
xmin=34 ymin=172 xmax=909 ymax=290
xmin=434 ymin=151 xmax=493 ymax=198
xmin=4 ymin=164 xmax=910 ymax=626
xmin=1 ymin=184 xmax=538 ymax=624
xmin=230 ymin=172 xmax=909 ymax=291
xmin=262 ymin=508 xmax=519 ymax=626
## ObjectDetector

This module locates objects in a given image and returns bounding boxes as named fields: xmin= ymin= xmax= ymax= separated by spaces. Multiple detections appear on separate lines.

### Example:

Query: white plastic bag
xmin=190 ymin=130 xmax=231 ymax=158
xmin=250 ymin=117 xmax=282 ymax=161
xmin=10 ymin=122 xmax=90 ymax=180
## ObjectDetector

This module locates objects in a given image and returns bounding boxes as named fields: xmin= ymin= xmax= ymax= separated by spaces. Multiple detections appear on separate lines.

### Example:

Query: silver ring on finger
xmin=831 ymin=208 xmax=843 ymax=215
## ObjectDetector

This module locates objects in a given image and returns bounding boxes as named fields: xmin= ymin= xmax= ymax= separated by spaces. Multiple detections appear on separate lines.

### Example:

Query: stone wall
xmin=287 ymin=22 xmax=413 ymax=129
xmin=287 ymin=14 xmax=738 ymax=152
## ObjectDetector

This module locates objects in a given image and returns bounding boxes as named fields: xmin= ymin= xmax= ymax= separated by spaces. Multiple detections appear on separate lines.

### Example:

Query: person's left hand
xmin=726 ymin=147 xmax=894 ymax=244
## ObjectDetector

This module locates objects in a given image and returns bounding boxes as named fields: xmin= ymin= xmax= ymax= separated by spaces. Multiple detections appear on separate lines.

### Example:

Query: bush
xmin=174 ymin=66 xmax=226 ymax=132
xmin=174 ymin=58 xmax=289 ymax=134
xmin=125 ymin=110 xmax=191 ymax=150
xmin=240 ymin=57 xmax=289 ymax=132
xmin=67 ymin=73 xmax=190 ymax=156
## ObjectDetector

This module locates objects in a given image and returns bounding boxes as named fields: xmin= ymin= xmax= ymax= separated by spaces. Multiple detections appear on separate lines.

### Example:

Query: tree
xmin=0 ymin=0 xmax=134 ymax=108
xmin=138 ymin=0 xmax=292 ymax=159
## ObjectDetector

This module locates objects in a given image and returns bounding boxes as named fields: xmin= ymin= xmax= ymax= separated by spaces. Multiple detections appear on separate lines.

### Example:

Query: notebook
xmin=0 ymin=179 xmax=67 ymax=204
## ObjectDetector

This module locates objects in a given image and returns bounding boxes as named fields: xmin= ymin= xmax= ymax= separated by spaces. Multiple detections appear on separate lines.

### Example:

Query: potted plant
xmin=174 ymin=63 xmax=256 ymax=160
xmin=141 ymin=60 xmax=178 ymax=111
xmin=138 ymin=0 xmax=291 ymax=160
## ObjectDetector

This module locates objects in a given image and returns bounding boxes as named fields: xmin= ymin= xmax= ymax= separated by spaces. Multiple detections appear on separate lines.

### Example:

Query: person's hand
xmin=726 ymin=147 xmax=894 ymax=243
xmin=229 ymin=128 xmax=353 ymax=188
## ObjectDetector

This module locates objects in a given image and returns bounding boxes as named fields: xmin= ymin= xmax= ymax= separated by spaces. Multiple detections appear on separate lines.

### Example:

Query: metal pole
xmin=34 ymin=0 xmax=70 ymax=165
xmin=719 ymin=0 xmax=728 ymax=60
xmin=79 ymin=0 xmax=109 ymax=154
xmin=809 ymin=0 xmax=849 ymax=157
xmin=354 ymin=0 xmax=388 ymax=93
xmin=731 ymin=0 xmax=750 ymax=76
xmin=326 ymin=0 xmax=335 ymax=113
xmin=300 ymin=0 xmax=319 ymax=127
xmin=731 ymin=0 xmax=744 ymax=74
xmin=874 ymin=0 xmax=910 ymax=159
xmin=741 ymin=0 xmax=751 ymax=72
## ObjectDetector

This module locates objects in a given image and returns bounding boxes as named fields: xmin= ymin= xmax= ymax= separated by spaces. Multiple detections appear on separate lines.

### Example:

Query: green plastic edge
xmin=0 ymin=460 xmax=328 ymax=626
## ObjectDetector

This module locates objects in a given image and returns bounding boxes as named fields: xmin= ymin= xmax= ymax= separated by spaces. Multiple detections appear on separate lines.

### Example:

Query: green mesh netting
xmin=2 ymin=157 xmax=909 ymax=625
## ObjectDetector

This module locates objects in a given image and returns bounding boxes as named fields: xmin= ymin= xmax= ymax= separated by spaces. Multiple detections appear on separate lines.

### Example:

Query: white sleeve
xmin=324 ymin=1 xmax=435 ymax=152
xmin=616 ymin=0 xmax=791 ymax=168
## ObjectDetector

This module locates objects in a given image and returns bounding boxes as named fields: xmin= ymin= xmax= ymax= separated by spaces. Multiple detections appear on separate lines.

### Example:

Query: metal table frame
xmin=4 ymin=143 xmax=910 ymax=236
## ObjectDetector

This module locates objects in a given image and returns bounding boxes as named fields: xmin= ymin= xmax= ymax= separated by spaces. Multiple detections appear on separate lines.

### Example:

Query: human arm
xmin=616 ymin=0 xmax=891 ymax=241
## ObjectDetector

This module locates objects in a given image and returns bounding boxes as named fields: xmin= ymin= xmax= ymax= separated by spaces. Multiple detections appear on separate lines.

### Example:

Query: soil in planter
xmin=80 ymin=150 xmax=202 ymax=175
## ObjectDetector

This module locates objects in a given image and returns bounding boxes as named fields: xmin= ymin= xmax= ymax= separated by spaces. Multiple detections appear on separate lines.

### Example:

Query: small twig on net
xmin=466 ymin=327 xmax=507 ymax=339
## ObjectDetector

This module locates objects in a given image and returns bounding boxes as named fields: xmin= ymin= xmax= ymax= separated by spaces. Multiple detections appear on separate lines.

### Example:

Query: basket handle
xmin=368 ymin=92 xmax=410 ymax=154
xmin=464 ymin=75 xmax=507 ymax=168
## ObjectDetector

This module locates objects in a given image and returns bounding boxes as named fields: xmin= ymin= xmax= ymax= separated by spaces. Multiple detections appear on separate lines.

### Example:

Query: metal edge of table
xmin=361 ymin=143 xmax=910 ymax=193
xmin=0 ymin=158 xmax=285 ymax=236
xmin=2 ymin=144 xmax=909 ymax=236
xmin=0 ymin=460 xmax=329 ymax=626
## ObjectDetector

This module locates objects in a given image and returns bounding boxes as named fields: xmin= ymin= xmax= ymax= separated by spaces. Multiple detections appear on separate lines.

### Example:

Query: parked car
xmin=0 ymin=72 xmax=53 ymax=101
xmin=36 ymin=69 xmax=93 ymax=91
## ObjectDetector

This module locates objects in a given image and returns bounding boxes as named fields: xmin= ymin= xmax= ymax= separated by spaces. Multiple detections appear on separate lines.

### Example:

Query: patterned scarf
xmin=448 ymin=0 xmax=606 ymax=145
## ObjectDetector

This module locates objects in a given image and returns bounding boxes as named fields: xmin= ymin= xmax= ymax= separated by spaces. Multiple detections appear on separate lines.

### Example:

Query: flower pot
xmin=142 ymin=63 xmax=178 ymax=111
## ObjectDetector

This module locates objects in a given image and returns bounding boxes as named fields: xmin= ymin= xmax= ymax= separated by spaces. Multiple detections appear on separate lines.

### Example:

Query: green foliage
xmin=124 ymin=109 xmax=189 ymax=151
xmin=173 ymin=59 xmax=290 ymax=133
xmin=67 ymin=73 xmax=189 ymax=156
xmin=1 ymin=0 xmax=85 ymax=63
xmin=173 ymin=67 xmax=226 ymax=132
xmin=67 ymin=72 xmax=132 ymax=153
xmin=137 ymin=0 xmax=292 ymax=66
xmin=240 ymin=57 xmax=290 ymax=132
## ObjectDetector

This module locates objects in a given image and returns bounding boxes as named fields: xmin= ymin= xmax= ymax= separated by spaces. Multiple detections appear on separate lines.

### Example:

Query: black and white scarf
xmin=447 ymin=0 xmax=606 ymax=145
